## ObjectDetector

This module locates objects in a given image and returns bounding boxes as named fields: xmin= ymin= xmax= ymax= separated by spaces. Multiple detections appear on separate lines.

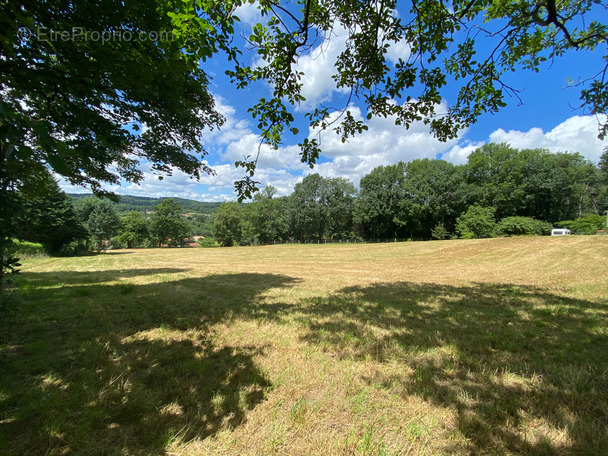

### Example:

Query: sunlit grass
xmin=1 ymin=236 xmax=607 ymax=455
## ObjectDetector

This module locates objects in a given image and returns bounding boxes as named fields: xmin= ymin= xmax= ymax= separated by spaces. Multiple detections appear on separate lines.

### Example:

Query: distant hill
xmin=69 ymin=194 xmax=222 ymax=215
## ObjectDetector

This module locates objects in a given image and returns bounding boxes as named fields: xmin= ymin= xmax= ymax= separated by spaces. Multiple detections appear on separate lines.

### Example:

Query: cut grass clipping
xmin=1 ymin=236 xmax=607 ymax=455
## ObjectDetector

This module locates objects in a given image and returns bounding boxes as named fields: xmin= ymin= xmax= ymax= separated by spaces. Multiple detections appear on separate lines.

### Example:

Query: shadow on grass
xmin=0 ymin=272 xmax=300 ymax=455
xmin=3 ymin=271 xmax=607 ymax=455
xmin=295 ymin=282 xmax=608 ymax=455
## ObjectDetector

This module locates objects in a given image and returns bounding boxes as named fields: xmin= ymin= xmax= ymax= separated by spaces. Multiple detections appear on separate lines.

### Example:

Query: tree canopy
xmin=208 ymin=144 xmax=607 ymax=245
xmin=213 ymin=202 xmax=244 ymax=247
xmin=14 ymin=171 xmax=86 ymax=255
xmin=3 ymin=0 xmax=606 ymax=198
xmin=1 ymin=0 xmax=221 ymax=198
xmin=0 ymin=0 xmax=224 ymax=281
xmin=118 ymin=212 xmax=151 ymax=249
xmin=75 ymin=197 xmax=121 ymax=251
xmin=150 ymin=199 xmax=191 ymax=247
xmin=288 ymin=174 xmax=356 ymax=241
xmin=172 ymin=0 xmax=608 ymax=194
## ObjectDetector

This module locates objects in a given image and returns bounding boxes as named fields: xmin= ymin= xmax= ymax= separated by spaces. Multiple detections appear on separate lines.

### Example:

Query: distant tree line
xmin=213 ymin=144 xmax=608 ymax=246
xmin=11 ymin=177 xmax=213 ymax=254
xmin=9 ymin=143 xmax=608 ymax=254
xmin=69 ymin=194 xmax=221 ymax=215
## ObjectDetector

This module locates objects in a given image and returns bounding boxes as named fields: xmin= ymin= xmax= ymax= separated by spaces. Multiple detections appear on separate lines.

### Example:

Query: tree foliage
xmin=0 ymin=0 xmax=224 ymax=285
xmin=3 ymin=1 xmax=606 ymax=201
xmin=150 ymin=199 xmax=190 ymax=247
xmin=455 ymin=205 xmax=496 ymax=239
xmin=464 ymin=144 xmax=603 ymax=222
xmin=75 ymin=197 xmax=121 ymax=251
xmin=171 ymin=0 xmax=608 ymax=193
xmin=61 ymin=144 xmax=607 ymax=246
xmin=1 ymin=170 xmax=84 ymax=289
xmin=494 ymin=217 xmax=552 ymax=237
xmin=240 ymin=186 xmax=289 ymax=245
xmin=354 ymin=163 xmax=407 ymax=240
xmin=400 ymin=159 xmax=467 ymax=238
xmin=557 ymin=214 xmax=607 ymax=235
xmin=288 ymin=174 xmax=356 ymax=241
xmin=1 ymin=0 xmax=220 ymax=196
xmin=14 ymin=172 xmax=86 ymax=254
xmin=2 ymin=0 xmax=607 ymax=258
xmin=431 ymin=222 xmax=449 ymax=240
xmin=118 ymin=212 xmax=150 ymax=249
xmin=213 ymin=202 xmax=243 ymax=247
xmin=4 ymin=143 xmax=597 ymax=253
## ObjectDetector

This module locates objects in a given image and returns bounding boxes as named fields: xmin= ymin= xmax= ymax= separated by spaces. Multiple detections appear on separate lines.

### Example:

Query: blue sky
xmin=61 ymin=2 xmax=607 ymax=201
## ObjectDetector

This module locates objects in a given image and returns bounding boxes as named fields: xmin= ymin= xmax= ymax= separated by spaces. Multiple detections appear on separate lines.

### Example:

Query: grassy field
xmin=1 ymin=236 xmax=607 ymax=455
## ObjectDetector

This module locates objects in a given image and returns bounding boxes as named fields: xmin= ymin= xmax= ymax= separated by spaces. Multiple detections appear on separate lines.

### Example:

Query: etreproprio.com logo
xmin=18 ymin=27 xmax=176 ymax=44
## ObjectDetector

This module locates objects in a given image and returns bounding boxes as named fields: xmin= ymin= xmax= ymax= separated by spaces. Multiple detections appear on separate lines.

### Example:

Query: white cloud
xmin=206 ymin=95 xmax=303 ymax=173
xmin=203 ymin=95 xmax=311 ymax=194
xmin=293 ymin=26 xmax=351 ymax=111
xmin=221 ymin=134 xmax=313 ymax=177
xmin=385 ymin=38 xmax=411 ymax=65
xmin=59 ymin=91 xmax=606 ymax=204
xmin=440 ymin=115 xmax=606 ymax=166
xmin=119 ymin=164 xmax=295 ymax=202
xmin=441 ymin=142 xmax=485 ymax=165
xmin=290 ymin=16 xmax=411 ymax=111
xmin=488 ymin=115 xmax=605 ymax=163
xmin=58 ymin=165 xmax=238 ymax=202
xmin=53 ymin=94 xmax=309 ymax=201
xmin=208 ymin=91 xmax=333 ymax=190
xmin=307 ymin=102 xmax=461 ymax=186
xmin=233 ymin=2 xmax=262 ymax=26
xmin=203 ymin=95 xmax=251 ymax=147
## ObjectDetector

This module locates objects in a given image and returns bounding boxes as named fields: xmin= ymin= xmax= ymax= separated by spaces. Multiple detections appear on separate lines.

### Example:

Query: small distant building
xmin=551 ymin=228 xmax=571 ymax=236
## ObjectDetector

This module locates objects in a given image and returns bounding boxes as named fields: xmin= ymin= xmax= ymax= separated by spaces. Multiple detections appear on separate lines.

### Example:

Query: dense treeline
xmin=214 ymin=144 xmax=608 ymax=246
xmin=10 ymin=143 xmax=608 ymax=254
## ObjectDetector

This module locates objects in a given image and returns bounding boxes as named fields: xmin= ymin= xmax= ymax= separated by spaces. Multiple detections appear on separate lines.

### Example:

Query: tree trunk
xmin=578 ymin=181 xmax=590 ymax=218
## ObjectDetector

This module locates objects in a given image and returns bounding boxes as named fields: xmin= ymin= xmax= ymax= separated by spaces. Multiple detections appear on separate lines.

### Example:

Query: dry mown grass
xmin=1 ymin=236 xmax=607 ymax=455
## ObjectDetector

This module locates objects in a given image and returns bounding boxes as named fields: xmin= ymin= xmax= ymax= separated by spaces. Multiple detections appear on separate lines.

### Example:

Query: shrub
xmin=12 ymin=240 xmax=46 ymax=256
xmin=456 ymin=205 xmax=496 ymax=239
xmin=199 ymin=237 xmax=219 ymax=248
xmin=1 ymin=239 xmax=21 ymax=291
xmin=431 ymin=222 xmax=449 ymax=240
xmin=110 ymin=237 xmax=126 ymax=250
xmin=494 ymin=217 xmax=552 ymax=237
xmin=557 ymin=214 xmax=606 ymax=235
xmin=55 ymin=240 xmax=89 ymax=257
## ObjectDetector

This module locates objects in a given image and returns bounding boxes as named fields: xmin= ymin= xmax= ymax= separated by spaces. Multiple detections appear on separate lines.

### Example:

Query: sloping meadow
xmin=1 ymin=236 xmax=607 ymax=455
